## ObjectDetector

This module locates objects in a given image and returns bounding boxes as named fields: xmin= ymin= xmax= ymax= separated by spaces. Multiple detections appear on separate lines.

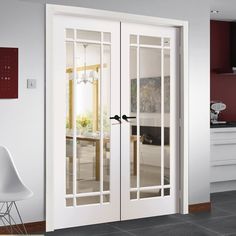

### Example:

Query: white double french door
xmin=51 ymin=14 xmax=178 ymax=230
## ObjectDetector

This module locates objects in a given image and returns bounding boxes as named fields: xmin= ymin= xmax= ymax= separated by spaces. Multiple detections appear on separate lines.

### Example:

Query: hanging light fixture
xmin=77 ymin=44 xmax=99 ymax=84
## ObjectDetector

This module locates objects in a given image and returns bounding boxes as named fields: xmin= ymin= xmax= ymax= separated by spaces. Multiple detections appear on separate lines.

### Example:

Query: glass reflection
xmin=65 ymin=30 xmax=111 ymax=204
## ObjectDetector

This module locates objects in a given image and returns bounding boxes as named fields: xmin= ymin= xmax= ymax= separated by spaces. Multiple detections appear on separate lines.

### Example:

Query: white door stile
xmin=121 ymin=22 xmax=179 ymax=220
xmin=53 ymin=15 xmax=121 ymax=229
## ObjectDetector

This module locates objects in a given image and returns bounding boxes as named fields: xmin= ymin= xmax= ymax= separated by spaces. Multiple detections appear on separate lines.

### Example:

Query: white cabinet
xmin=211 ymin=128 xmax=236 ymax=192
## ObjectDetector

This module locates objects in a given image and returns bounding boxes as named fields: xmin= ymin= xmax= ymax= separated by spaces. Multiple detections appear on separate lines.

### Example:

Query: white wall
xmin=0 ymin=0 xmax=210 ymax=223
xmin=0 ymin=0 xmax=45 ymax=223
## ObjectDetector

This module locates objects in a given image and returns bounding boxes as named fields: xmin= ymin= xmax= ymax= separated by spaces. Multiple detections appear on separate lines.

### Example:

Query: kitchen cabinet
xmin=211 ymin=20 xmax=231 ymax=74
xmin=211 ymin=127 xmax=236 ymax=192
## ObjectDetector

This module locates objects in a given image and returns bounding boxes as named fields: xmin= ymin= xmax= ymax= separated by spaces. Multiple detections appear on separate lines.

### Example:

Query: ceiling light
xmin=77 ymin=44 xmax=99 ymax=84
xmin=211 ymin=10 xmax=219 ymax=14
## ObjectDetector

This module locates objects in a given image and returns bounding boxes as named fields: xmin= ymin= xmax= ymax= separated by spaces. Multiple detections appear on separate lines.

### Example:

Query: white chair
xmin=0 ymin=146 xmax=33 ymax=234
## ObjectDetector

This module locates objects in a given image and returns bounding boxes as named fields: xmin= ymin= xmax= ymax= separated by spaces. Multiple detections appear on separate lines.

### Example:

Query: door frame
xmin=46 ymin=4 xmax=189 ymax=232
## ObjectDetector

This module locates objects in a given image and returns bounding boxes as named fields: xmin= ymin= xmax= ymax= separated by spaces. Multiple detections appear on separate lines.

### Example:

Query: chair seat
xmin=0 ymin=188 xmax=33 ymax=202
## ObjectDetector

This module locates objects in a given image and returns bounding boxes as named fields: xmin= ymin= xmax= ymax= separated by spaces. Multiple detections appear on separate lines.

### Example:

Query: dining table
xmin=66 ymin=134 xmax=138 ymax=180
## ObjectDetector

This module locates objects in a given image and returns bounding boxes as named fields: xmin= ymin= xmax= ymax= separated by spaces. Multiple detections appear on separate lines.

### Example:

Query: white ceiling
xmin=211 ymin=0 xmax=236 ymax=21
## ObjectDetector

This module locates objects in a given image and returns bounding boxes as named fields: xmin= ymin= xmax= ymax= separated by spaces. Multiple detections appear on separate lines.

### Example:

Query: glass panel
xmin=66 ymin=29 xmax=74 ymax=39
xmin=139 ymin=47 xmax=162 ymax=189
xmin=77 ymin=30 xmax=101 ymax=41
xmin=130 ymin=46 xmax=138 ymax=189
xmin=164 ymin=38 xmax=170 ymax=47
xmin=164 ymin=188 xmax=170 ymax=196
xmin=103 ymin=45 xmax=111 ymax=192
xmin=130 ymin=191 xmax=137 ymax=200
xmin=164 ymin=49 xmax=170 ymax=186
xmin=103 ymin=32 xmax=111 ymax=43
xmin=66 ymin=139 xmax=73 ymax=194
xmin=103 ymin=194 xmax=110 ymax=203
xmin=140 ymin=35 xmax=161 ymax=46
xmin=140 ymin=189 xmax=161 ymax=199
xmin=66 ymin=42 xmax=74 ymax=196
xmin=130 ymin=35 xmax=137 ymax=44
xmin=75 ymin=42 xmax=101 ymax=194
xmin=76 ymin=196 xmax=100 ymax=206
xmin=66 ymin=198 xmax=73 ymax=207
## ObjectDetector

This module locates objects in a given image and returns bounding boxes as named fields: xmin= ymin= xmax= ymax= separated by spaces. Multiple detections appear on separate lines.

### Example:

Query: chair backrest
xmin=0 ymin=146 xmax=24 ymax=192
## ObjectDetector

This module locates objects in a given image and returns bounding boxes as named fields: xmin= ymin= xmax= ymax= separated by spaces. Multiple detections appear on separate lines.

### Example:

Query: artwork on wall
xmin=131 ymin=77 xmax=170 ymax=113
xmin=0 ymin=47 xmax=18 ymax=99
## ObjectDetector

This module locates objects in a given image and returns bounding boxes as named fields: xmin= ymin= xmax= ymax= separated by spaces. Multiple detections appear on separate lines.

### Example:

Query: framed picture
xmin=131 ymin=76 xmax=170 ymax=113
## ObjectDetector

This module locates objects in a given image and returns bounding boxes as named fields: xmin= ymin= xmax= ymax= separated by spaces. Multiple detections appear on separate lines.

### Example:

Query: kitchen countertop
xmin=211 ymin=121 xmax=236 ymax=128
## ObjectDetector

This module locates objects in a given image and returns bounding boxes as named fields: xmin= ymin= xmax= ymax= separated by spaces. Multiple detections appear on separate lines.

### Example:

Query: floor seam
xmin=224 ymin=233 xmax=236 ymax=236
xmin=110 ymin=225 xmax=136 ymax=235
xmin=182 ymin=214 xmax=236 ymax=223
xmin=212 ymin=201 xmax=236 ymax=206
xmin=213 ymin=206 xmax=236 ymax=215
xmin=195 ymin=214 xmax=236 ymax=222
xmin=225 ymin=192 xmax=236 ymax=197
xmin=187 ymin=221 xmax=223 ymax=236
xmin=126 ymin=221 xmax=185 ymax=232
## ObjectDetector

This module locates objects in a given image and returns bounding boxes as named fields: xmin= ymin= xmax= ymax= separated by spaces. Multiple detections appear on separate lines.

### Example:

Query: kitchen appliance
xmin=210 ymin=101 xmax=226 ymax=124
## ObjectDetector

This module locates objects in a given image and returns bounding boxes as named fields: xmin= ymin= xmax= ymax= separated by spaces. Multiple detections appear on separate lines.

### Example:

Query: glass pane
xmin=164 ymin=188 xmax=170 ymax=196
xmin=164 ymin=38 xmax=170 ymax=47
xmin=164 ymin=49 xmax=170 ymax=186
xmin=130 ymin=35 xmax=137 ymax=44
xmin=103 ymin=194 xmax=110 ymax=203
xmin=66 ymin=29 xmax=74 ymax=39
xmin=140 ymin=189 xmax=161 ymax=199
xmin=139 ymin=47 xmax=162 ymax=189
xmin=66 ymin=138 xmax=73 ymax=195
xmin=130 ymin=46 xmax=137 ymax=189
xmin=130 ymin=191 xmax=137 ymax=200
xmin=103 ymin=45 xmax=111 ymax=192
xmin=66 ymin=198 xmax=73 ymax=207
xmin=103 ymin=32 xmax=111 ymax=43
xmin=66 ymin=42 xmax=74 ymax=196
xmin=140 ymin=35 xmax=161 ymax=46
xmin=76 ymin=42 xmax=101 ymax=194
xmin=77 ymin=30 xmax=101 ymax=41
xmin=76 ymin=196 xmax=100 ymax=206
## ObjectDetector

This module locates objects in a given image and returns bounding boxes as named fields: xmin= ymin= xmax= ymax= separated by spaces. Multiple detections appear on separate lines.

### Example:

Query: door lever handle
xmin=122 ymin=115 xmax=136 ymax=122
xmin=109 ymin=115 xmax=121 ymax=122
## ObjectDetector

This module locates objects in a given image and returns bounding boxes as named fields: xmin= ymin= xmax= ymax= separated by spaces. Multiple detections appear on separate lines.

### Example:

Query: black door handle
xmin=122 ymin=115 xmax=136 ymax=121
xmin=109 ymin=115 xmax=120 ymax=122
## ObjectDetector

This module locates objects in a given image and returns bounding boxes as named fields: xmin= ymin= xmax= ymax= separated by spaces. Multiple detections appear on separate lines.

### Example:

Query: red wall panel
xmin=211 ymin=21 xmax=231 ymax=73
xmin=211 ymin=21 xmax=236 ymax=121
xmin=0 ymin=47 xmax=18 ymax=99
xmin=211 ymin=74 xmax=236 ymax=121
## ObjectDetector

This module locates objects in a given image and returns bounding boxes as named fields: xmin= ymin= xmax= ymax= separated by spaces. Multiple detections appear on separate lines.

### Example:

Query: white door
xmin=121 ymin=22 xmax=179 ymax=220
xmin=51 ymin=15 xmax=179 ymax=230
xmin=52 ymin=15 xmax=120 ymax=229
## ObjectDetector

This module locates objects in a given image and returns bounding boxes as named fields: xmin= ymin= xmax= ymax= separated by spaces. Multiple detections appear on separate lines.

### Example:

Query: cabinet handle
xmin=212 ymin=142 xmax=236 ymax=146
xmin=212 ymin=131 xmax=236 ymax=134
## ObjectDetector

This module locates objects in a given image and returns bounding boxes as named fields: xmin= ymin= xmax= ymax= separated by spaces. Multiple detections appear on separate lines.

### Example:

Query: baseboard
xmin=0 ymin=220 xmax=45 ymax=234
xmin=0 ymin=204 xmax=211 ymax=233
xmin=189 ymin=202 xmax=212 ymax=213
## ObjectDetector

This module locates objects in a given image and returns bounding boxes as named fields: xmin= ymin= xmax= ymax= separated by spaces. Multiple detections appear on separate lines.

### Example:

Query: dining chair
xmin=0 ymin=146 xmax=33 ymax=234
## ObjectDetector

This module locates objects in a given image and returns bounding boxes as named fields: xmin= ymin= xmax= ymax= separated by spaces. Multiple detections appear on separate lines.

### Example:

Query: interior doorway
xmin=46 ymin=5 xmax=189 ymax=232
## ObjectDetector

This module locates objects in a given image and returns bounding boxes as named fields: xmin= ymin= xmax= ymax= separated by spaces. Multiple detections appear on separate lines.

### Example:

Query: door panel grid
xmin=52 ymin=15 xmax=178 ymax=229
xmin=65 ymin=29 xmax=112 ymax=206
xmin=128 ymin=35 xmax=172 ymax=199
xmin=121 ymin=23 xmax=178 ymax=220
